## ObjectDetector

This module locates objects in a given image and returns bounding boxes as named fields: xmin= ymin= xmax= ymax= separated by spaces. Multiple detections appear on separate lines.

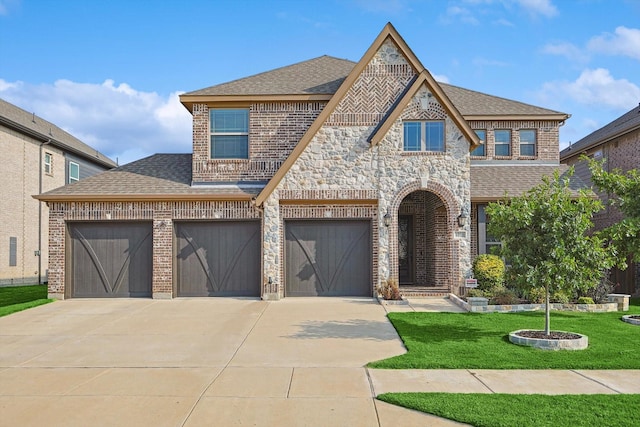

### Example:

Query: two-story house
xmin=37 ymin=23 xmax=577 ymax=300
xmin=561 ymin=104 xmax=640 ymax=295
xmin=1 ymin=98 xmax=117 ymax=286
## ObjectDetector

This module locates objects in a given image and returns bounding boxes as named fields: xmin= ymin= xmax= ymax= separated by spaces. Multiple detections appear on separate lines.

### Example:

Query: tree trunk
xmin=545 ymin=285 xmax=551 ymax=336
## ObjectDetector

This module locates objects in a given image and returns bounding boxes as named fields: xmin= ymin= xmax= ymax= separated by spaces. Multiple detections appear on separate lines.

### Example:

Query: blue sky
xmin=1 ymin=0 xmax=639 ymax=165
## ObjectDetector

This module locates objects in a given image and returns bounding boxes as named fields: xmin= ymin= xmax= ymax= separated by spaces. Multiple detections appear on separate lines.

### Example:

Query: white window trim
xmin=494 ymin=129 xmax=511 ymax=157
xmin=44 ymin=152 xmax=52 ymax=175
xmin=69 ymin=161 xmax=79 ymax=183
xmin=209 ymin=108 xmax=249 ymax=159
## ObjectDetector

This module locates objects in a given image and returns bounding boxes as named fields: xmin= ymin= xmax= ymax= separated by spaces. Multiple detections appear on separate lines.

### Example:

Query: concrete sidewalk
xmin=1 ymin=297 xmax=638 ymax=427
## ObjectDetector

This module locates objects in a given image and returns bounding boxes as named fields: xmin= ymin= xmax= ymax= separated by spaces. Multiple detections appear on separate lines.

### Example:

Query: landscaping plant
xmin=588 ymin=157 xmax=640 ymax=269
xmin=486 ymin=169 xmax=613 ymax=335
xmin=472 ymin=254 xmax=505 ymax=292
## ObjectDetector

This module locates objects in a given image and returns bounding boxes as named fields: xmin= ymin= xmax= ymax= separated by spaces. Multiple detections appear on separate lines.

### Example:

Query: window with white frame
xmin=69 ymin=161 xmax=79 ymax=183
xmin=471 ymin=129 xmax=486 ymax=156
xmin=519 ymin=129 xmax=536 ymax=156
xmin=44 ymin=152 xmax=53 ymax=175
xmin=403 ymin=121 xmax=445 ymax=152
xmin=477 ymin=204 xmax=502 ymax=255
xmin=494 ymin=129 xmax=511 ymax=156
xmin=210 ymin=109 xmax=249 ymax=159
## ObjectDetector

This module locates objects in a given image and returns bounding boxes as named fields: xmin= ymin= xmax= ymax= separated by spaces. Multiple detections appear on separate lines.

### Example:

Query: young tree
xmin=486 ymin=169 xmax=613 ymax=335
xmin=587 ymin=157 xmax=640 ymax=268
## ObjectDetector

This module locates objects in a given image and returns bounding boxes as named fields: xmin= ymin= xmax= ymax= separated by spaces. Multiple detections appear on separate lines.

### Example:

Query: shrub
xmin=472 ymin=254 xmax=505 ymax=292
xmin=377 ymin=279 xmax=401 ymax=300
xmin=527 ymin=287 xmax=547 ymax=304
xmin=577 ymin=296 xmax=595 ymax=304
xmin=551 ymin=291 xmax=570 ymax=304
xmin=489 ymin=288 xmax=519 ymax=305
xmin=587 ymin=271 xmax=615 ymax=303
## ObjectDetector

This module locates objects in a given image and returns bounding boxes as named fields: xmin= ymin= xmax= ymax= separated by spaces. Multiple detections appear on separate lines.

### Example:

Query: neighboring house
xmin=37 ymin=23 xmax=578 ymax=299
xmin=560 ymin=104 xmax=640 ymax=295
xmin=0 ymin=98 xmax=117 ymax=286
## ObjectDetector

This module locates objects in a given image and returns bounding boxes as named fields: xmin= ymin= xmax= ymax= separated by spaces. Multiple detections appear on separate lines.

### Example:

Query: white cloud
xmin=541 ymin=41 xmax=589 ymax=63
xmin=443 ymin=6 xmax=480 ymax=25
xmin=514 ymin=0 xmax=558 ymax=18
xmin=493 ymin=18 xmax=515 ymax=27
xmin=539 ymin=68 xmax=640 ymax=110
xmin=587 ymin=26 xmax=640 ymax=61
xmin=0 ymin=79 xmax=192 ymax=165
xmin=472 ymin=57 xmax=510 ymax=67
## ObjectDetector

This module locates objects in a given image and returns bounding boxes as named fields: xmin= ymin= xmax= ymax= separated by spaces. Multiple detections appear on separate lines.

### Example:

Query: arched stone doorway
xmin=388 ymin=181 xmax=461 ymax=292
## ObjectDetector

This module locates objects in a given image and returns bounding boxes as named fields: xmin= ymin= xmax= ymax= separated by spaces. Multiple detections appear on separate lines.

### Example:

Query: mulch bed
xmin=516 ymin=330 xmax=582 ymax=340
xmin=628 ymin=315 xmax=640 ymax=319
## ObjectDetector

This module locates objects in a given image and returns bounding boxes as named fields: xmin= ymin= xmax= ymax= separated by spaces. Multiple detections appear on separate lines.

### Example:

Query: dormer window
xmin=403 ymin=121 xmax=444 ymax=152
xmin=210 ymin=109 xmax=249 ymax=159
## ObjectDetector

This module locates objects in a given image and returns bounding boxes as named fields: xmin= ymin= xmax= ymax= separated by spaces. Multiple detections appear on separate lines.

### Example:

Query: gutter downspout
xmin=38 ymin=138 xmax=51 ymax=285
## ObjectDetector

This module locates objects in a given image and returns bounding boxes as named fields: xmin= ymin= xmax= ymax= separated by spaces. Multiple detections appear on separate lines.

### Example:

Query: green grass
xmin=377 ymin=393 xmax=640 ymax=427
xmin=0 ymin=284 xmax=52 ymax=317
xmin=369 ymin=299 xmax=640 ymax=369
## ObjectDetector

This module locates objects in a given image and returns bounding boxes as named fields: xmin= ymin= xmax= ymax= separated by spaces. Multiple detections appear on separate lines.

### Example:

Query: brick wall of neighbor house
xmin=563 ymin=127 xmax=640 ymax=295
xmin=46 ymin=200 xmax=260 ymax=299
xmin=1 ymin=126 xmax=66 ymax=285
xmin=469 ymin=120 xmax=562 ymax=161
xmin=191 ymin=102 xmax=325 ymax=183
xmin=263 ymin=40 xmax=471 ymax=296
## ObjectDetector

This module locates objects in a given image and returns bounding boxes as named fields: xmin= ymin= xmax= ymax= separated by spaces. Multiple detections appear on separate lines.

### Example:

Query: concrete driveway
xmin=0 ymin=298 xmax=460 ymax=426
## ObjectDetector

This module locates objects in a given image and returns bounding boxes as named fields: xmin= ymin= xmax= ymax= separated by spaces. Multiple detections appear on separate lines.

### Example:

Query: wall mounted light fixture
xmin=457 ymin=208 xmax=468 ymax=227
xmin=383 ymin=210 xmax=392 ymax=227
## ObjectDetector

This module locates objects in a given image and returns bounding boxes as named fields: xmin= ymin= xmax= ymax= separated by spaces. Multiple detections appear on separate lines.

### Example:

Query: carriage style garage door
xmin=68 ymin=222 xmax=153 ymax=298
xmin=285 ymin=220 xmax=372 ymax=297
xmin=175 ymin=221 xmax=261 ymax=297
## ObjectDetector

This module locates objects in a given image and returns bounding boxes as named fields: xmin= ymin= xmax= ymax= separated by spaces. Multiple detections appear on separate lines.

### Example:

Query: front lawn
xmin=369 ymin=298 xmax=640 ymax=369
xmin=377 ymin=393 xmax=640 ymax=427
xmin=0 ymin=284 xmax=52 ymax=317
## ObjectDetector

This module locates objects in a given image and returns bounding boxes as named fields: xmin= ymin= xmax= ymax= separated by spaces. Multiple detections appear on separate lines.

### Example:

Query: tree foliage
xmin=486 ymin=169 xmax=613 ymax=334
xmin=587 ymin=157 xmax=640 ymax=267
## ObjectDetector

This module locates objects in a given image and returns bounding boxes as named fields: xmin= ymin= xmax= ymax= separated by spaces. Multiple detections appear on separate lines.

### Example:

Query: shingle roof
xmin=35 ymin=154 xmax=261 ymax=201
xmin=0 ymin=97 xmax=117 ymax=168
xmin=439 ymin=83 xmax=566 ymax=117
xmin=560 ymin=104 xmax=640 ymax=160
xmin=183 ymin=57 xmax=566 ymax=118
xmin=471 ymin=163 xmax=587 ymax=200
xmin=185 ymin=56 xmax=356 ymax=96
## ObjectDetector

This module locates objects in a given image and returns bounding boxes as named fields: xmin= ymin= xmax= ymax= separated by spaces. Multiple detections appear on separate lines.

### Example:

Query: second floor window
xmin=494 ymin=130 xmax=511 ymax=157
xmin=403 ymin=121 xmax=445 ymax=152
xmin=471 ymin=129 xmax=486 ymax=156
xmin=69 ymin=161 xmax=79 ymax=183
xmin=210 ymin=109 xmax=249 ymax=159
xmin=519 ymin=129 xmax=536 ymax=156
xmin=44 ymin=152 xmax=52 ymax=175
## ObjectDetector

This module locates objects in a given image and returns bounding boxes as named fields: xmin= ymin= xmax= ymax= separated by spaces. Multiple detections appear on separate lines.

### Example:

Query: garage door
xmin=175 ymin=221 xmax=261 ymax=297
xmin=69 ymin=222 xmax=152 ymax=298
xmin=285 ymin=220 xmax=371 ymax=297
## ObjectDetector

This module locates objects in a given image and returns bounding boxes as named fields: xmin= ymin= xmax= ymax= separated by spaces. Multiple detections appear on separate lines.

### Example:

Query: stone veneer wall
xmin=47 ymin=200 xmax=260 ymax=299
xmin=265 ymin=40 xmax=471 ymax=295
xmin=192 ymin=102 xmax=325 ymax=183
xmin=469 ymin=120 xmax=562 ymax=161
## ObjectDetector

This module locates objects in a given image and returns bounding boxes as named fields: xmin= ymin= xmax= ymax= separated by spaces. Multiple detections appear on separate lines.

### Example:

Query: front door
xmin=398 ymin=215 xmax=414 ymax=284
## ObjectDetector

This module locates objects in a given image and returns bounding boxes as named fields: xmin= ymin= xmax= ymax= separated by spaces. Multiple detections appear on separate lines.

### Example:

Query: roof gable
xmin=368 ymin=71 xmax=480 ymax=149
xmin=255 ymin=23 xmax=478 ymax=205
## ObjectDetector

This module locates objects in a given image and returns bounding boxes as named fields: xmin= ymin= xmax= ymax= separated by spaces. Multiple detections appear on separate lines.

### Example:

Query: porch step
xmin=400 ymin=286 xmax=450 ymax=297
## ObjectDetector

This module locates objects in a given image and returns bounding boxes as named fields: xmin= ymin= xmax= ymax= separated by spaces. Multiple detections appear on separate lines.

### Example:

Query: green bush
xmin=527 ymin=287 xmax=547 ymax=304
xmin=472 ymin=254 xmax=505 ymax=292
xmin=551 ymin=291 xmax=570 ymax=304
xmin=577 ymin=296 xmax=595 ymax=304
xmin=489 ymin=288 xmax=519 ymax=305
